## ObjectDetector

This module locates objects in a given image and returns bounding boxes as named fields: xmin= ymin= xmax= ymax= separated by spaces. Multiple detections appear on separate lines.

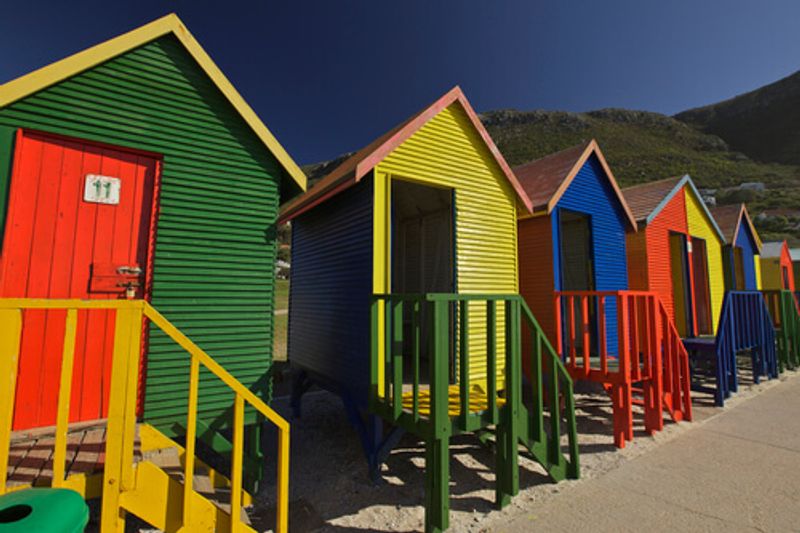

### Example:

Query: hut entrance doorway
xmin=669 ymin=232 xmax=693 ymax=337
xmin=558 ymin=210 xmax=596 ymax=353
xmin=691 ymin=237 xmax=713 ymax=336
xmin=391 ymin=178 xmax=455 ymax=375
xmin=733 ymin=247 xmax=746 ymax=290
xmin=0 ymin=130 xmax=159 ymax=430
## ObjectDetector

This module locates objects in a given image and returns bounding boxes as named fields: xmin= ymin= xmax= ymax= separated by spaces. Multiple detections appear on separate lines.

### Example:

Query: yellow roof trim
xmin=0 ymin=13 xmax=306 ymax=192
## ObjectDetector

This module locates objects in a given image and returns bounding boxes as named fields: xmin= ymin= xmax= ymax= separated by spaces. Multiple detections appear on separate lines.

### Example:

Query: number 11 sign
xmin=84 ymin=174 xmax=121 ymax=205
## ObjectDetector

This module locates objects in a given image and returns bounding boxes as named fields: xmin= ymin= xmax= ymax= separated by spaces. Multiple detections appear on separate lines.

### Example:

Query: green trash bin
xmin=0 ymin=488 xmax=89 ymax=532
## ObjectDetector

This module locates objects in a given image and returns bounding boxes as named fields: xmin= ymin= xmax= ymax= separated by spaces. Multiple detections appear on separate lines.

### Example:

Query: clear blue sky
xmin=1 ymin=1 xmax=799 ymax=164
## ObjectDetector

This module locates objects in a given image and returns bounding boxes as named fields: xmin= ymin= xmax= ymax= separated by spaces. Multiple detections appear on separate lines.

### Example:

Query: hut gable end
xmin=0 ymin=32 xmax=289 ymax=427
xmin=377 ymin=102 xmax=519 ymax=295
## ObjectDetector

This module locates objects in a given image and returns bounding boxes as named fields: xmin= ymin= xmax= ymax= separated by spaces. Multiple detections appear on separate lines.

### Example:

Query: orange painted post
xmin=598 ymin=296 xmax=608 ymax=374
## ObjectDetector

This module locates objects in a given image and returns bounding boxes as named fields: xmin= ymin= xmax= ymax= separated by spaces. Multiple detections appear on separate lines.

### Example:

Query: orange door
xmin=0 ymin=130 xmax=159 ymax=429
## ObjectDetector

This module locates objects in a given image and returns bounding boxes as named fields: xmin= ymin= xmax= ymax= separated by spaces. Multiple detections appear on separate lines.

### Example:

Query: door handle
xmin=117 ymin=266 xmax=143 ymax=275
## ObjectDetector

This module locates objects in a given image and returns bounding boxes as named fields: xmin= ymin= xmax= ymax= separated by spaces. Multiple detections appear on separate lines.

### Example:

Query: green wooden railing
xmin=763 ymin=289 xmax=800 ymax=371
xmin=369 ymin=293 xmax=579 ymax=532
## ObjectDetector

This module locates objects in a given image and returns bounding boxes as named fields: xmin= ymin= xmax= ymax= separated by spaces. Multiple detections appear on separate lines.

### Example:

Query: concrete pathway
xmin=497 ymin=374 xmax=800 ymax=532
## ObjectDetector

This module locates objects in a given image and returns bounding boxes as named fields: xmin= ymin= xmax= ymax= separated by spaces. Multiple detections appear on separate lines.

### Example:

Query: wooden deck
xmin=401 ymin=385 xmax=507 ymax=417
xmin=5 ymin=421 xmax=140 ymax=491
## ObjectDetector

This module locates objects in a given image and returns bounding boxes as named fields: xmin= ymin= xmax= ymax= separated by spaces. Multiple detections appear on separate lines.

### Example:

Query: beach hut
xmin=760 ymin=241 xmax=796 ymax=291
xmin=515 ymin=142 xmax=692 ymax=447
xmin=791 ymin=249 xmax=800 ymax=292
xmin=624 ymin=175 xmax=725 ymax=338
xmin=0 ymin=14 xmax=302 ymax=518
xmin=709 ymin=204 xmax=762 ymax=291
xmin=514 ymin=140 xmax=636 ymax=348
xmin=281 ymin=87 xmax=578 ymax=531
xmin=624 ymin=178 xmax=776 ymax=405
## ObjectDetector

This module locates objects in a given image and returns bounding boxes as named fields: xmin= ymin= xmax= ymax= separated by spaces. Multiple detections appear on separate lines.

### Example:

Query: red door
xmin=0 ymin=130 xmax=159 ymax=429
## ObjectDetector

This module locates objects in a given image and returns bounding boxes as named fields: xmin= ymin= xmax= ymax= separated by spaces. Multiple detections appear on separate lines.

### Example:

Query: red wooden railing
xmin=555 ymin=290 xmax=692 ymax=448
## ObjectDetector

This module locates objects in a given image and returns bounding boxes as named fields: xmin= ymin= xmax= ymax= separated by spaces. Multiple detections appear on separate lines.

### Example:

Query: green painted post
xmin=496 ymin=299 xmax=520 ymax=509
xmin=532 ymin=329 xmax=544 ymax=444
xmin=459 ymin=300 xmax=469 ymax=430
xmin=393 ymin=300 xmax=404 ymax=421
xmin=413 ymin=300 xmax=421 ymax=422
xmin=425 ymin=298 xmax=450 ymax=533
xmin=486 ymin=300 xmax=497 ymax=425
xmin=369 ymin=297 xmax=380 ymax=412
xmin=549 ymin=348 xmax=562 ymax=466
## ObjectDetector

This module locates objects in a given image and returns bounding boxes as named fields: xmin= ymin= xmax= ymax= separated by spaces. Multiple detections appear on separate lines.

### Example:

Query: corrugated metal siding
xmin=0 ymin=125 xmax=15 ymax=246
xmin=734 ymin=222 xmax=758 ymax=290
xmin=782 ymin=246 xmax=796 ymax=291
xmin=519 ymin=216 xmax=556 ymax=343
xmin=288 ymin=180 xmax=373 ymax=405
xmin=685 ymin=189 xmax=724 ymax=333
xmin=642 ymin=190 xmax=688 ymax=324
xmin=755 ymin=257 xmax=763 ymax=290
xmin=760 ymin=256 xmax=783 ymax=290
xmin=626 ymin=230 xmax=649 ymax=291
xmin=376 ymin=103 xmax=518 ymax=384
xmin=551 ymin=155 xmax=629 ymax=353
xmin=0 ymin=36 xmax=283 ymax=430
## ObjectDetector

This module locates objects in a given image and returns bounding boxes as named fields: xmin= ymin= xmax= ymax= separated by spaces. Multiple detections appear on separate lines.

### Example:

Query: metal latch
xmin=117 ymin=280 xmax=141 ymax=300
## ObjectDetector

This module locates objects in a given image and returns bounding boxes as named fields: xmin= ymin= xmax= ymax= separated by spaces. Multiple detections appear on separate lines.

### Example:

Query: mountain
xmin=675 ymin=70 xmax=800 ymax=167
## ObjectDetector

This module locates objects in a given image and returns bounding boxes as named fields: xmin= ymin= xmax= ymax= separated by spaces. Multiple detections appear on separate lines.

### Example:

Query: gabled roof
xmin=279 ymin=86 xmax=531 ymax=222
xmin=0 ymin=13 xmax=306 ymax=194
xmin=709 ymin=203 xmax=762 ymax=251
xmin=762 ymin=241 xmax=789 ymax=259
xmin=622 ymin=176 xmax=685 ymax=223
xmin=622 ymin=174 xmax=725 ymax=242
xmin=512 ymin=139 xmax=636 ymax=229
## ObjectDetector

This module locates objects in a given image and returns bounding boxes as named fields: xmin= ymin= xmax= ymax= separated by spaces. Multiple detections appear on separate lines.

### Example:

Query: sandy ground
xmin=246 ymin=360 xmax=793 ymax=533
xmin=88 ymin=358 xmax=789 ymax=532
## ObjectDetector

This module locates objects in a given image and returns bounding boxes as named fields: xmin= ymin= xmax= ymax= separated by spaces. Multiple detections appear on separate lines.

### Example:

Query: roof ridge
xmin=0 ymin=13 xmax=307 ymax=193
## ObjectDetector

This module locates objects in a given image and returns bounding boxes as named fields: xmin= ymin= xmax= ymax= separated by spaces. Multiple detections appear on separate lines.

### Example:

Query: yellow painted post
xmin=373 ymin=170 xmax=391 ymax=396
xmin=120 ymin=304 xmax=143 ymax=491
xmin=100 ymin=307 xmax=135 ymax=532
xmin=230 ymin=394 xmax=245 ymax=533
xmin=0 ymin=308 xmax=22 ymax=495
xmin=52 ymin=309 xmax=78 ymax=487
xmin=183 ymin=354 xmax=200 ymax=528
xmin=276 ymin=424 xmax=290 ymax=533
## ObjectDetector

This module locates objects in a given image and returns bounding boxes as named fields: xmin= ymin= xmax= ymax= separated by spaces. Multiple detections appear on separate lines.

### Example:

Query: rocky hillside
xmin=483 ymin=107 xmax=800 ymax=243
xmin=676 ymin=70 xmax=800 ymax=167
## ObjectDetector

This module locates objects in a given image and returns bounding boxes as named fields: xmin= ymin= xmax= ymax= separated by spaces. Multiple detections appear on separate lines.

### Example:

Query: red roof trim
xmin=279 ymin=86 xmax=531 ymax=222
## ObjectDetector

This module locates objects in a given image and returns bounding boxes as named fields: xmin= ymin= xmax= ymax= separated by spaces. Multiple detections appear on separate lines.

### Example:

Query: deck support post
xmin=424 ymin=298 xmax=451 ymax=533
xmin=424 ymin=437 xmax=450 ymax=533
xmin=496 ymin=300 xmax=520 ymax=508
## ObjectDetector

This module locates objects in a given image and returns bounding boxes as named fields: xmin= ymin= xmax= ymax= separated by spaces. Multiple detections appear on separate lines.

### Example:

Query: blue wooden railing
xmin=683 ymin=291 xmax=777 ymax=407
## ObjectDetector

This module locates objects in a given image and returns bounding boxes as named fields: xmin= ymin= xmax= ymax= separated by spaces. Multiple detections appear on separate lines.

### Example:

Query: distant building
xmin=698 ymin=188 xmax=717 ymax=206
xmin=738 ymin=182 xmax=766 ymax=192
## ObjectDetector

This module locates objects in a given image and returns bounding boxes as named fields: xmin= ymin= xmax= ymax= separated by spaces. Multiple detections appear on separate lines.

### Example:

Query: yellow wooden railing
xmin=0 ymin=299 xmax=289 ymax=533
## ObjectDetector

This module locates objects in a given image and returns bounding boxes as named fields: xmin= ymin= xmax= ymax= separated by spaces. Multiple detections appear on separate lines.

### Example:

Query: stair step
xmin=141 ymin=445 xmax=252 ymax=524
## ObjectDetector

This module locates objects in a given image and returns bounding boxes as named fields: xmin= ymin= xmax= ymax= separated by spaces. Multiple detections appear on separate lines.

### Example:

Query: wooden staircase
xmin=556 ymin=291 xmax=693 ymax=448
xmin=0 ymin=299 xmax=289 ymax=532
xmin=763 ymin=289 xmax=800 ymax=372
xmin=370 ymin=293 xmax=580 ymax=533
xmin=683 ymin=291 xmax=777 ymax=406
